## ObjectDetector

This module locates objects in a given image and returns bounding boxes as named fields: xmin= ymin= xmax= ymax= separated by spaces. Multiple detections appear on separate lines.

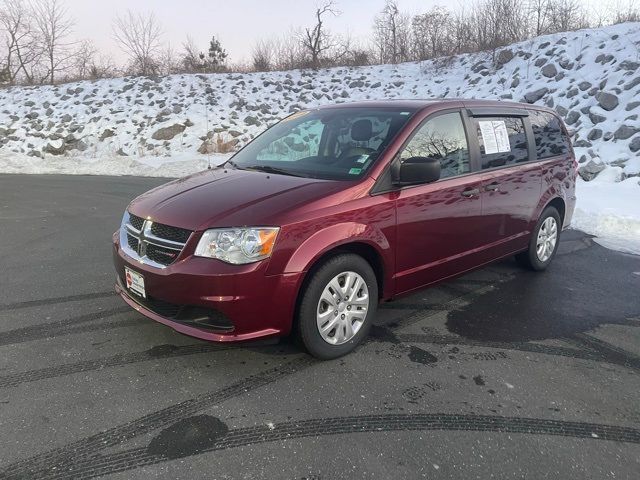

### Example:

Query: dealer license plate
xmin=125 ymin=267 xmax=146 ymax=298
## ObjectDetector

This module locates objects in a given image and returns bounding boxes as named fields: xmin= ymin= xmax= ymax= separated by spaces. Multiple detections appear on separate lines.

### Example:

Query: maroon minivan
xmin=113 ymin=99 xmax=576 ymax=359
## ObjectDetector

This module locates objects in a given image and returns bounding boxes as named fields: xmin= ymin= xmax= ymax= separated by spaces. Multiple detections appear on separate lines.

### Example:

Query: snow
xmin=573 ymin=177 xmax=640 ymax=255
xmin=0 ymin=22 xmax=639 ymax=254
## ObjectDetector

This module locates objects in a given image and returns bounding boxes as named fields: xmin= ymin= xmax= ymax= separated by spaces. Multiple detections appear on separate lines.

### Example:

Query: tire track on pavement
xmin=19 ymin=414 xmax=640 ymax=480
xmin=0 ymin=356 xmax=316 ymax=479
xmin=0 ymin=291 xmax=116 ymax=311
xmin=0 ymin=307 xmax=131 ymax=347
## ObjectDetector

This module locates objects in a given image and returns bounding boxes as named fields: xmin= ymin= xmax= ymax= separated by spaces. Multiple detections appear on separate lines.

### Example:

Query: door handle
xmin=484 ymin=183 xmax=500 ymax=192
xmin=461 ymin=188 xmax=480 ymax=198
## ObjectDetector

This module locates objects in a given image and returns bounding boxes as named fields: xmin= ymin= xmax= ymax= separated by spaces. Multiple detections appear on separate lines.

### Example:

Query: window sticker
xmin=348 ymin=167 xmax=362 ymax=175
xmin=479 ymin=120 xmax=511 ymax=154
xmin=356 ymin=155 xmax=369 ymax=163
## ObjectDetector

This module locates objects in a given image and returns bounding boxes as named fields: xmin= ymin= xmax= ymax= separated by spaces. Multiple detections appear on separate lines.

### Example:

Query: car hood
xmin=128 ymin=167 xmax=349 ymax=231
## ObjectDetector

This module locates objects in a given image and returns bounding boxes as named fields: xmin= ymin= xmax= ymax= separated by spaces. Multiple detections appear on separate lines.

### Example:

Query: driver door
xmin=394 ymin=110 xmax=487 ymax=294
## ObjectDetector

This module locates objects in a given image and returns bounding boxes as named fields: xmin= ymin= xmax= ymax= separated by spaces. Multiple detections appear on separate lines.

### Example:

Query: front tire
xmin=296 ymin=254 xmax=378 ymax=360
xmin=516 ymin=206 xmax=561 ymax=271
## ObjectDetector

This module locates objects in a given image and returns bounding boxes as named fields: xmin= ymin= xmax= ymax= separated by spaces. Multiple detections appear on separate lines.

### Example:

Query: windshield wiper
xmin=243 ymin=165 xmax=308 ymax=177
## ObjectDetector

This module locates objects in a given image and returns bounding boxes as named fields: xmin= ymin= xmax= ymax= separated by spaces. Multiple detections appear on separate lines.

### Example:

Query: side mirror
xmin=392 ymin=156 xmax=441 ymax=186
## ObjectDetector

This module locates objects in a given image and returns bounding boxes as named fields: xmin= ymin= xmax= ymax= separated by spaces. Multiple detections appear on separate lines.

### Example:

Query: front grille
xmin=123 ymin=211 xmax=191 ymax=268
xmin=129 ymin=214 xmax=145 ymax=231
xmin=151 ymin=222 xmax=192 ymax=243
xmin=127 ymin=233 xmax=139 ymax=250
xmin=146 ymin=243 xmax=180 ymax=264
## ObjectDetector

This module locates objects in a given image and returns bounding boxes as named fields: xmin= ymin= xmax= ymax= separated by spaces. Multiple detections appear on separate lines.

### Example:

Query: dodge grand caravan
xmin=113 ymin=99 xmax=576 ymax=359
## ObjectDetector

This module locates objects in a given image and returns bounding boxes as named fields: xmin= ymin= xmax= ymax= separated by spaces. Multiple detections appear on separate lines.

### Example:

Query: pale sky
xmin=66 ymin=0 xmax=612 ymax=64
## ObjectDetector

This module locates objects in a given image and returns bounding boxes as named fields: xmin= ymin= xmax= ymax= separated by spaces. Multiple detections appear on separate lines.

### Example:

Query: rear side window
xmin=474 ymin=117 xmax=528 ymax=169
xmin=529 ymin=110 xmax=570 ymax=159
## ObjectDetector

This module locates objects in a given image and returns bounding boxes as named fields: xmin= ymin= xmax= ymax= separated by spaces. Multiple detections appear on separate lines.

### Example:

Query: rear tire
xmin=516 ymin=206 xmax=561 ymax=271
xmin=296 ymin=254 xmax=378 ymax=360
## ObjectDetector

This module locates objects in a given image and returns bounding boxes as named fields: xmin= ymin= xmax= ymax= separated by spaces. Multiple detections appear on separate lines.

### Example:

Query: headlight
xmin=194 ymin=227 xmax=279 ymax=264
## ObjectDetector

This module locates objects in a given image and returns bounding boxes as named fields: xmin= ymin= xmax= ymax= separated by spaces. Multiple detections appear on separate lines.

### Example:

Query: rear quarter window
xmin=474 ymin=117 xmax=528 ymax=169
xmin=529 ymin=110 xmax=570 ymax=159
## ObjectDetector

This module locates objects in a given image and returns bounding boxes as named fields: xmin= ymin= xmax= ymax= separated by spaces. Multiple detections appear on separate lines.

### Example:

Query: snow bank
xmin=573 ymin=176 xmax=640 ymax=254
xmin=0 ymin=22 xmax=639 ymax=254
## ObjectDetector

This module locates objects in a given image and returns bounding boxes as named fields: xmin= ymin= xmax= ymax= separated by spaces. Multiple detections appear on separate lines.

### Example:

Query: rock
xmin=565 ymin=111 xmax=580 ymax=125
xmin=26 ymin=112 xmax=39 ymax=120
xmin=630 ymin=136 xmax=640 ymax=153
xmin=587 ymin=129 xmax=602 ymax=141
xmin=589 ymin=112 xmax=606 ymax=124
xmin=43 ymin=139 xmax=65 ymax=155
xmin=151 ymin=123 xmax=186 ymax=140
xmin=541 ymin=63 xmax=557 ymax=78
xmin=496 ymin=48 xmax=514 ymax=66
xmin=578 ymin=159 xmax=605 ymax=181
xmin=116 ymin=147 xmax=128 ymax=156
xmin=184 ymin=119 xmax=194 ymax=127
xmin=100 ymin=129 xmax=115 ymax=141
xmin=244 ymin=116 xmax=261 ymax=126
xmin=566 ymin=87 xmax=579 ymax=98
xmin=534 ymin=58 xmax=547 ymax=67
xmin=578 ymin=81 xmax=592 ymax=91
xmin=626 ymin=101 xmax=640 ymax=111
xmin=596 ymin=92 xmax=619 ymax=111
xmin=624 ymin=76 xmax=640 ymax=91
xmin=603 ymin=132 xmax=614 ymax=141
xmin=619 ymin=60 xmax=639 ymax=71
xmin=524 ymin=88 xmax=548 ymax=103
xmin=555 ymin=105 xmax=568 ymax=117
xmin=614 ymin=125 xmax=640 ymax=140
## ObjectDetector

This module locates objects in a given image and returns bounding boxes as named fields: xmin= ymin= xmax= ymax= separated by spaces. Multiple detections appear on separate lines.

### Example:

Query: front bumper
xmin=113 ymin=234 xmax=302 ymax=342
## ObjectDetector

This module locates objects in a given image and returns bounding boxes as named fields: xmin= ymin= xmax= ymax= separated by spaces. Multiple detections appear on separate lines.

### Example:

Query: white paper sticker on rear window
xmin=479 ymin=120 xmax=511 ymax=154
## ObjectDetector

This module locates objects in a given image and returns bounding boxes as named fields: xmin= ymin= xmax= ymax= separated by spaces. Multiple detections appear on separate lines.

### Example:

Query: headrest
xmin=351 ymin=119 xmax=373 ymax=142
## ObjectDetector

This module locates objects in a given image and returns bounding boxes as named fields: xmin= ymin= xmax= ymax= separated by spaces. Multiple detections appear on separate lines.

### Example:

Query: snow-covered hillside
xmin=1 ymin=23 xmax=639 ymax=253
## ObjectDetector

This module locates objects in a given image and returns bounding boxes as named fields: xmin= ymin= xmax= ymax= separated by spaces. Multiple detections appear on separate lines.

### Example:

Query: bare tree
xmin=72 ymin=38 xmax=96 ymax=79
xmin=31 ymin=0 xmax=75 ymax=84
xmin=181 ymin=36 xmax=204 ymax=73
xmin=0 ymin=0 xmax=42 ymax=84
xmin=412 ymin=7 xmax=453 ymax=60
xmin=609 ymin=0 xmax=640 ymax=23
xmin=373 ymin=0 xmax=411 ymax=63
xmin=299 ymin=0 xmax=342 ymax=68
xmin=113 ymin=10 xmax=162 ymax=76
xmin=251 ymin=39 xmax=276 ymax=71
xmin=546 ymin=0 xmax=589 ymax=33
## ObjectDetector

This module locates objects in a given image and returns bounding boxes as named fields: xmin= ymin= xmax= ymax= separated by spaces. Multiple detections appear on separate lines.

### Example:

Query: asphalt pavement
xmin=1 ymin=174 xmax=639 ymax=480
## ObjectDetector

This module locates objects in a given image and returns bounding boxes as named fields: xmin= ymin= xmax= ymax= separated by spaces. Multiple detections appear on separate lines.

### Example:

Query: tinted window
xmin=529 ymin=110 xmax=570 ymax=159
xmin=475 ymin=116 xmax=528 ymax=169
xmin=400 ymin=112 xmax=470 ymax=179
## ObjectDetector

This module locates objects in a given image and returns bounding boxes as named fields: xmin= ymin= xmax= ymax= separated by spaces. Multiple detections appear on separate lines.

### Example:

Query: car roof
xmin=315 ymin=98 xmax=556 ymax=115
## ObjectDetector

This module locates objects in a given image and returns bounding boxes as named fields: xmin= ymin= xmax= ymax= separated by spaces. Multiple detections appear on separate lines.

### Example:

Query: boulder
xmin=151 ymin=123 xmax=186 ymax=140
xmin=578 ymin=81 xmax=592 ymax=91
xmin=578 ymin=159 xmax=605 ymax=181
xmin=614 ymin=125 xmax=640 ymax=140
xmin=565 ymin=111 xmax=580 ymax=125
xmin=596 ymin=92 xmax=619 ymax=111
xmin=587 ymin=129 xmax=602 ymax=141
xmin=43 ymin=139 xmax=65 ymax=155
xmin=496 ymin=48 xmax=514 ymax=66
xmin=99 ymin=128 xmax=115 ymax=141
xmin=630 ymin=136 xmax=640 ymax=153
xmin=589 ymin=112 xmax=606 ymax=124
xmin=541 ymin=63 xmax=558 ymax=78
xmin=524 ymin=88 xmax=548 ymax=103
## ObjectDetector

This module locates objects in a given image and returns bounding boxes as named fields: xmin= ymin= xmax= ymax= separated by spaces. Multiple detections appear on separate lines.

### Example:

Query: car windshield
xmin=227 ymin=107 xmax=417 ymax=180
